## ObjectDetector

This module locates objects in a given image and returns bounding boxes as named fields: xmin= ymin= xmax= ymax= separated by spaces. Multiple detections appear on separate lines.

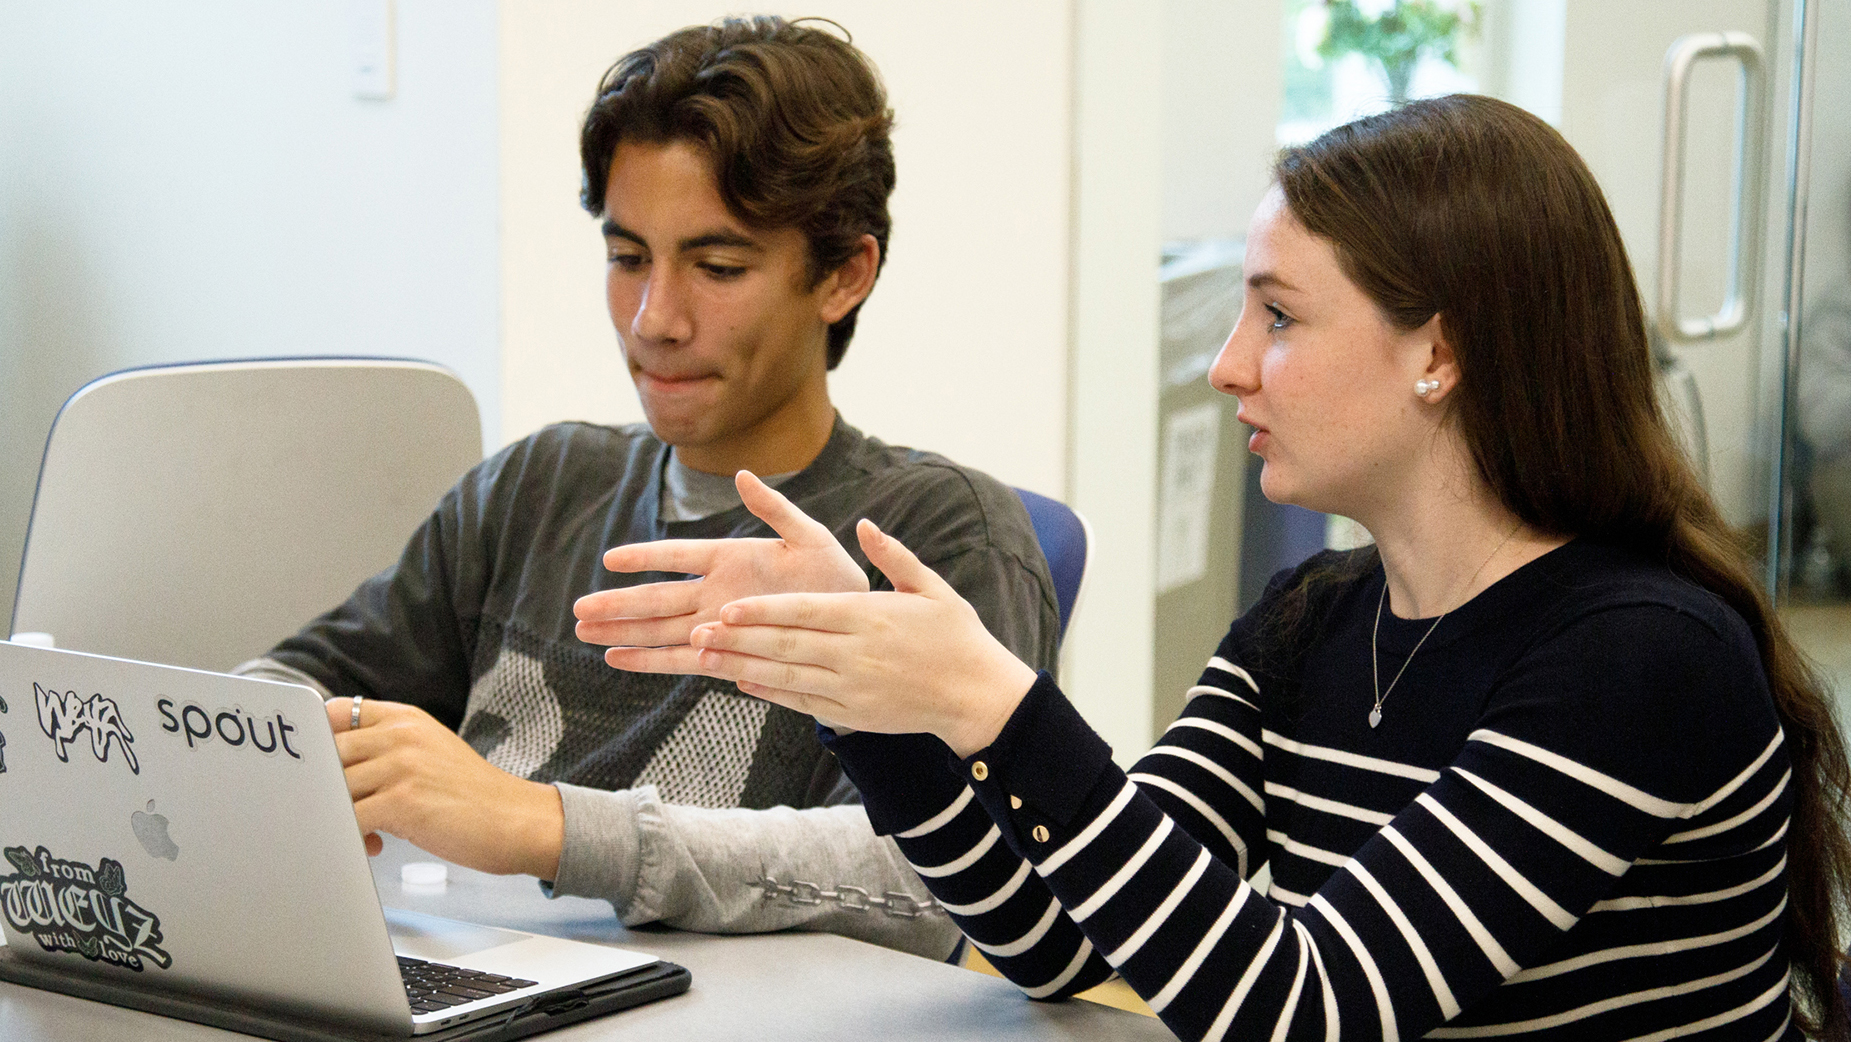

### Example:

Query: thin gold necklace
xmin=1369 ymin=521 xmax=1523 ymax=729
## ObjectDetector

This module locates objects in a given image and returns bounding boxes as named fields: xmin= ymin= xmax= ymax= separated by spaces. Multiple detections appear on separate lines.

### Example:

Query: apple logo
xmin=131 ymin=800 xmax=179 ymax=861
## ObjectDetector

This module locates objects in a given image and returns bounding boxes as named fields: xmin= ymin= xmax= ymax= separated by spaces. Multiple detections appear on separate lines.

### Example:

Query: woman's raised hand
xmin=686 ymin=518 xmax=1039 ymax=757
xmin=574 ymin=472 xmax=870 ymax=676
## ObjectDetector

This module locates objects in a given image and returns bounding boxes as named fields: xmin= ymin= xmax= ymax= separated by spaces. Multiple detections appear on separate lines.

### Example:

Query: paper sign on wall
xmin=1156 ymin=401 xmax=1223 ymax=595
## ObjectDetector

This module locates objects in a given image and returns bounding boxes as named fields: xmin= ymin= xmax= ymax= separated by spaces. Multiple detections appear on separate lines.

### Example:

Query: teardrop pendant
xmin=1368 ymin=706 xmax=1383 ymax=728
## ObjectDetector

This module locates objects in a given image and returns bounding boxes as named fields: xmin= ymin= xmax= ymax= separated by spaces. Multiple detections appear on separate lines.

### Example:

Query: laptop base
xmin=0 ymin=947 xmax=691 ymax=1041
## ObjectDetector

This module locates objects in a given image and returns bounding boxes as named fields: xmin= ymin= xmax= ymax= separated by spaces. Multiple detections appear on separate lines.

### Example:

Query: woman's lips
xmin=1237 ymin=409 xmax=1268 ymax=453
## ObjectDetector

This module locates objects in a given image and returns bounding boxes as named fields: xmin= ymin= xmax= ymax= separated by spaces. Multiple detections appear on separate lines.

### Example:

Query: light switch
xmin=351 ymin=0 xmax=395 ymax=101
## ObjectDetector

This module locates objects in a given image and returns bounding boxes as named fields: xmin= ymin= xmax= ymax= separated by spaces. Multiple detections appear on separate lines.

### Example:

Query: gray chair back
xmin=10 ymin=358 xmax=481 ymax=671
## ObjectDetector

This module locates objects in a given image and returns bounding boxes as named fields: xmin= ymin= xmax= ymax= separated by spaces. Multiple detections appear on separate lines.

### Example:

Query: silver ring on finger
xmin=350 ymin=694 xmax=364 ymax=730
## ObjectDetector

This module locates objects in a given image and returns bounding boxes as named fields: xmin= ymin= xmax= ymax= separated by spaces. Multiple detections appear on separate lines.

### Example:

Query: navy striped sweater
xmin=827 ymin=540 xmax=1798 ymax=1040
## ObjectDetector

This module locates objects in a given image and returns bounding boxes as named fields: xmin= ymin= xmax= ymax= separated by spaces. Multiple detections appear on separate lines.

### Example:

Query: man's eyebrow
xmin=1246 ymin=271 xmax=1302 ymax=294
xmin=679 ymin=230 xmax=761 ymax=252
xmin=598 ymin=220 xmax=760 ymax=255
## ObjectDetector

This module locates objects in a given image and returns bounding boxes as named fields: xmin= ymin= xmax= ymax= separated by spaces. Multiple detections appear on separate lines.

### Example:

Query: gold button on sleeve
xmin=1009 ymin=795 xmax=1023 ymax=810
xmin=971 ymin=761 xmax=989 ymax=781
xmin=1032 ymin=825 xmax=1050 ymax=843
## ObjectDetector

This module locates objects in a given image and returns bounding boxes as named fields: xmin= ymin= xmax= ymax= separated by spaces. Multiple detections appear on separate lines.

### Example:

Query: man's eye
xmin=1266 ymin=304 xmax=1292 ymax=331
xmin=608 ymin=252 xmax=645 ymax=271
xmin=699 ymin=262 xmax=747 ymax=279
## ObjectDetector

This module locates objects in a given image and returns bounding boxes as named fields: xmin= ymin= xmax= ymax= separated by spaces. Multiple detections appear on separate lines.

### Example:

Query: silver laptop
xmin=0 ymin=639 xmax=660 ymax=1036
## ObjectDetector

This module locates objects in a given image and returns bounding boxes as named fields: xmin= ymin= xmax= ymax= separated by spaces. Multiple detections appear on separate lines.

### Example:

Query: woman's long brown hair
xmin=1275 ymin=93 xmax=1851 ymax=1038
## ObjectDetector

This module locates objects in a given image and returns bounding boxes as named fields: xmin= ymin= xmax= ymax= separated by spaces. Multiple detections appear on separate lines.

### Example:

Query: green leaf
xmin=3 ymin=847 xmax=36 ymax=878
xmin=97 ymin=859 xmax=126 ymax=898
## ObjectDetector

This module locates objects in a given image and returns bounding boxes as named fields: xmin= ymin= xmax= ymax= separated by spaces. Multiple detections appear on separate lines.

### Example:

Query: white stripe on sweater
xmin=1265 ymin=781 xmax=1395 ymax=825
xmin=1689 ymin=731 xmax=1784 ymax=816
xmin=912 ymin=824 xmax=1000 ymax=878
xmin=1267 ymin=829 xmax=1352 ymax=868
xmin=971 ymin=896 xmax=1062 ymax=958
xmin=1206 ymin=657 xmax=1260 ymax=694
xmin=1148 ymin=884 xmax=1251 ymax=1013
xmin=1589 ymin=855 xmax=1785 ymax=912
xmin=1131 ymin=773 xmax=1248 ymax=875
xmin=1164 ymin=716 xmax=1264 ymax=762
xmin=1300 ymin=920 xmax=1340 ymax=1042
xmin=1624 ymin=974 xmax=1788 ymax=1042
xmin=1425 ymin=943 xmax=1777 ymax=1036
xmin=897 ymin=785 xmax=974 ymax=839
xmin=1466 ymin=730 xmax=1686 ymax=818
xmin=1205 ymin=915 xmax=1286 ymax=1042
xmin=1350 ymin=861 xmax=1461 ymax=1018
xmin=1040 ymin=782 xmax=1137 ymax=876
xmin=1416 ymin=793 xmax=1576 ymax=929
xmin=1453 ymin=767 xmax=1628 ymax=875
xmin=1309 ymin=894 xmax=1400 ymax=1042
xmin=1381 ymin=826 xmax=1519 ymax=977
xmin=1269 ymin=930 xmax=1311 ymax=1042
xmin=1265 ymin=730 xmax=1442 ymax=783
xmin=1107 ymin=849 xmax=1213 ymax=967
xmin=1509 ymin=896 xmax=1785 ymax=983
xmin=1665 ymin=769 xmax=1789 ymax=844
xmin=1146 ymin=745 xmax=1264 ymax=813
xmin=1020 ymin=938 xmax=1097 ymax=999
xmin=1186 ymin=684 xmax=1259 ymax=713
xmin=1073 ymin=818 xmax=1174 ymax=921
xmin=938 ymin=859 xmax=1034 ymax=917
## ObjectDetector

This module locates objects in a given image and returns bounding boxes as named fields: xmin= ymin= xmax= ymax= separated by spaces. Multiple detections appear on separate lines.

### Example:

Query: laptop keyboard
xmin=397 ymin=955 xmax=539 ymax=1014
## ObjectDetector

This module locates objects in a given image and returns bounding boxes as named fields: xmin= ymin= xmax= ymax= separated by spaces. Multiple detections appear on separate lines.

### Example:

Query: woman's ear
xmin=817 ymin=234 xmax=881 ymax=324
xmin=1416 ymin=314 xmax=1460 ymax=403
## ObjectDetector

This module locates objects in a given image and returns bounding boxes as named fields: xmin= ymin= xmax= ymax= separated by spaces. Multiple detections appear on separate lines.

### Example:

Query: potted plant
xmin=1296 ymin=0 xmax=1482 ymax=105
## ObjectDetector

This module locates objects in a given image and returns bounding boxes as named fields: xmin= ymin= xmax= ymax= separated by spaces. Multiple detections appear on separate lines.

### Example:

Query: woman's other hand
xmin=688 ymin=518 xmax=1039 ymax=757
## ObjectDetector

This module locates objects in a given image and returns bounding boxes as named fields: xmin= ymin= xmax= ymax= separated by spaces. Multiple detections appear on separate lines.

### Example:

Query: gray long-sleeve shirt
xmin=237 ymin=416 xmax=1058 ymax=959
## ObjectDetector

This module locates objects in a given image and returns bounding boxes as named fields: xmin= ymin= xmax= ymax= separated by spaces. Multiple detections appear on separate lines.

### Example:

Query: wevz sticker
xmin=35 ymin=683 xmax=139 ymax=775
xmin=0 ymin=846 xmax=171 ymax=971
xmin=157 ymin=700 xmax=302 ymax=759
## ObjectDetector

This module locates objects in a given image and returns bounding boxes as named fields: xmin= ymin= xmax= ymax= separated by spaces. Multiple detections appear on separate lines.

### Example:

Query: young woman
xmin=575 ymin=95 xmax=1851 ymax=1041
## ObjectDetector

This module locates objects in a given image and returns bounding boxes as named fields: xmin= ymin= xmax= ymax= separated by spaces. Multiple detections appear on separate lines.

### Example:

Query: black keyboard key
xmin=420 ymin=993 xmax=467 ymax=1008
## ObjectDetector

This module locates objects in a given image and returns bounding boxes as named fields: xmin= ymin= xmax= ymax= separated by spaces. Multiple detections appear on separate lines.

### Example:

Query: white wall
xmin=1161 ymin=0 xmax=1282 ymax=242
xmin=496 ymin=1 xmax=1074 ymax=498
xmin=0 ymin=0 xmax=501 ymax=623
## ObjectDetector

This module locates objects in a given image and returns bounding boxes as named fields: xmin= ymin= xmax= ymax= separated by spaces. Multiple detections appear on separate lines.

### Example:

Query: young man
xmin=235 ymin=17 xmax=1056 ymax=960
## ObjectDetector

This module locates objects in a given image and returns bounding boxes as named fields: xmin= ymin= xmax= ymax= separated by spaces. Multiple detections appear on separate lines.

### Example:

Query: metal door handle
xmin=1657 ymin=31 xmax=1768 ymax=344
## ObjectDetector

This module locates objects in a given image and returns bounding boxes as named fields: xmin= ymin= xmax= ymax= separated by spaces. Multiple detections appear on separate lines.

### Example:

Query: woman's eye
xmin=1265 ymin=304 xmax=1292 ymax=331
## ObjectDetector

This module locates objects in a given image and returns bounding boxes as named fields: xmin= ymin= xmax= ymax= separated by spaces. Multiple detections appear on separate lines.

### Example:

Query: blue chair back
xmin=1012 ymin=487 xmax=1090 ymax=642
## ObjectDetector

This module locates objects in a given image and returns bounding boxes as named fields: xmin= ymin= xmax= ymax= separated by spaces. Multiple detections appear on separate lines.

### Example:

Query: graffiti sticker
xmin=35 ymin=683 xmax=138 ymax=775
xmin=1 ymin=846 xmax=171 ymax=971
xmin=0 ymin=690 xmax=8 ymax=775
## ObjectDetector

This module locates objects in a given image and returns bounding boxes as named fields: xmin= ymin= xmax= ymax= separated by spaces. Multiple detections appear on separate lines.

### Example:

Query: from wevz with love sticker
xmin=0 ymin=846 xmax=172 ymax=970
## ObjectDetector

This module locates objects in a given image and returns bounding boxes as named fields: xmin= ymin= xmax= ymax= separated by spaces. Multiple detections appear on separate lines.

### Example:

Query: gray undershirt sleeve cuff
xmin=546 ymin=782 xmax=644 ymax=912
xmin=229 ymin=656 xmax=335 ymax=702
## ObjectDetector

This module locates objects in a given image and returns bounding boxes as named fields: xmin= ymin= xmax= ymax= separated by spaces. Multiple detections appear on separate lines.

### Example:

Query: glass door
xmin=1782 ymin=0 xmax=1851 ymax=717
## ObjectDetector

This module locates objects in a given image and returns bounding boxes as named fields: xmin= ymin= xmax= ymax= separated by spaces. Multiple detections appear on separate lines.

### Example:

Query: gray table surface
xmin=0 ymin=836 xmax=1173 ymax=1040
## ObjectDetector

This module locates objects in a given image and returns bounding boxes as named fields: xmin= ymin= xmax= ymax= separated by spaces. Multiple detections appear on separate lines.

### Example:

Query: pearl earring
xmin=1415 ymin=379 xmax=1440 ymax=397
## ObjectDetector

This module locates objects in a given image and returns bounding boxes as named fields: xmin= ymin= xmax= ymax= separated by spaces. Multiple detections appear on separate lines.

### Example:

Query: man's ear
xmin=816 ymin=234 xmax=881 ymax=324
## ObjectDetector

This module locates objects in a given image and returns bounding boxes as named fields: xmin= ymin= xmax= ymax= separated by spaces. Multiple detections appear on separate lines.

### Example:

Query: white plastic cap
xmin=400 ymin=861 xmax=448 ymax=889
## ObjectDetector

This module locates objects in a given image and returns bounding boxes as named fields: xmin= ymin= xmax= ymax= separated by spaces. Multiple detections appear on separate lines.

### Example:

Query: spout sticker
xmin=1 ymin=846 xmax=171 ymax=971
xmin=35 ymin=683 xmax=139 ymax=775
